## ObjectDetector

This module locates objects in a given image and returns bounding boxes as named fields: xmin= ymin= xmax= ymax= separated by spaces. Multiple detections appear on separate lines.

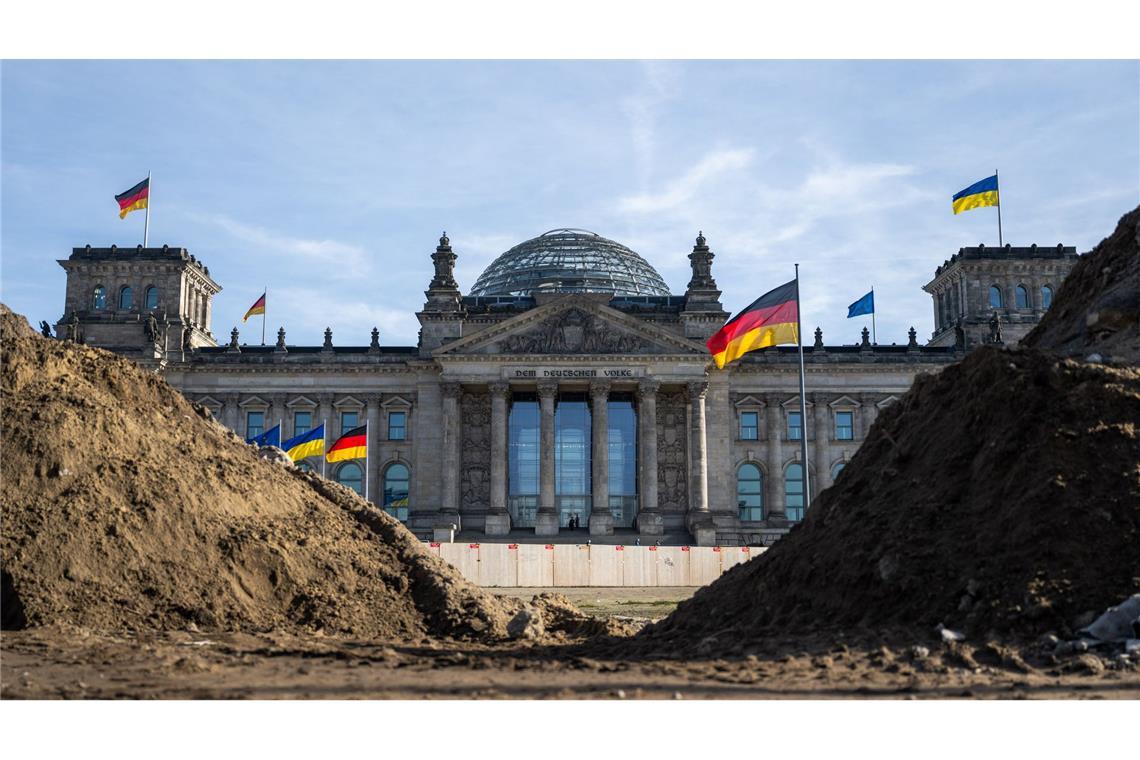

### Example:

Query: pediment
xmin=733 ymin=394 xmax=765 ymax=408
xmin=876 ymin=395 xmax=901 ymax=409
xmin=287 ymin=395 xmax=317 ymax=408
xmin=828 ymin=395 xmax=861 ymax=408
xmin=780 ymin=396 xmax=814 ymax=410
xmin=238 ymin=395 xmax=269 ymax=408
xmin=435 ymin=296 xmax=707 ymax=357
xmin=333 ymin=395 xmax=365 ymax=409
xmin=194 ymin=395 xmax=223 ymax=410
xmin=381 ymin=395 xmax=413 ymax=409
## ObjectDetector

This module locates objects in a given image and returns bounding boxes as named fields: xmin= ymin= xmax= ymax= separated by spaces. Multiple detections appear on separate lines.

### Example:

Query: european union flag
xmin=247 ymin=423 xmax=281 ymax=448
xmin=847 ymin=290 xmax=874 ymax=318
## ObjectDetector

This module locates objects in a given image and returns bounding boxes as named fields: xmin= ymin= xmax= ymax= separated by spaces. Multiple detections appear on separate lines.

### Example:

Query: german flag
xmin=242 ymin=292 xmax=266 ymax=322
xmin=326 ymin=424 xmax=367 ymax=463
xmin=707 ymin=279 xmax=799 ymax=369
xmin=115 ymin=177 xmax=150 ymax=219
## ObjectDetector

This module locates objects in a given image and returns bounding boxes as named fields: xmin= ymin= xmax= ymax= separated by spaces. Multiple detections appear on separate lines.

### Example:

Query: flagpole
xmin=363 ymin=420 xmax=370 ymax=502
xmin=143 ymin=170 xmax=151 ymax=247
xmin=261 ymin=285 xmax=267 ymax=346
xmin=871 ymin=286 xmax=876 ymax=345
xmin=794 ymin=263 xmax=811 ymax=516
xmin=995 ymin=169 xmax=1003 ymax=247
xmin=321 ymin=419 xmax=327 ymax=478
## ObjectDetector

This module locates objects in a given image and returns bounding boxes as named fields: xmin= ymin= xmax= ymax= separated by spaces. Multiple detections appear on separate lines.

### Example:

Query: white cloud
xmin=617 ymin=147 xmax=756 ymax=214
xmin=190 ymin=212 xmax=370 ymax=279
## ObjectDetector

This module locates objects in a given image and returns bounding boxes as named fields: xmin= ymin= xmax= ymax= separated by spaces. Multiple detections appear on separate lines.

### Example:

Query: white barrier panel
xmin=439 ymin=542 xmax=480 ymax=583
xmin=688 ymin=546 xmax=723 ymax=586
xmin=553 ymin=544 xmax=591 ymax=586
xmin=427 ymin=542 xmax=442 ymax=558
xmin=656 ymin=546 xmax=690 ymax=586
xmin=516 ymin=543 xmax=555 ymax=586
xmin=588 ymin=545 xmax=623 ymax=587
xmin=721 ymin=546 xmax=752 ymax=572
xmin=478 ymin=543 xmax=518 ymax=587
xmin=623 ymin=546 xmax=657 ymax=586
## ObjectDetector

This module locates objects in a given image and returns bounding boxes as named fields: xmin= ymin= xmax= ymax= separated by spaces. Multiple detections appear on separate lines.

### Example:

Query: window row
xmin=91 ymin=285 xmax=159 ymax=311
xmin=736 ymin=461 xmax=845 ymax=522
xmin=988 ymin=284 xmax=1053 ymax=310
xmin=739 ymin=409 xmax=855 ymax=441
xmin=246 ymin=409 xmax=407 ymax=440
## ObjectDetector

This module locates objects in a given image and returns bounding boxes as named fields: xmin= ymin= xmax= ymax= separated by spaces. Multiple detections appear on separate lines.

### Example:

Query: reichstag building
xmin=55 ymin=229 xmax=1077 ymax=545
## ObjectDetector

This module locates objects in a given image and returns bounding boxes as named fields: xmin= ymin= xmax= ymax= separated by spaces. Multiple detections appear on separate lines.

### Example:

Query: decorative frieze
xmin=459 ymin=389 xmax=491 ymax=514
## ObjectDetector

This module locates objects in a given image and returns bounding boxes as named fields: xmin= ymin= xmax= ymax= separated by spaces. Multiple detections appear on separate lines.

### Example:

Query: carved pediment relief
xmin=498 ymin=308 xmax=661 ymax=355
xmin=435 ymin=297 xmax=708 ymax=358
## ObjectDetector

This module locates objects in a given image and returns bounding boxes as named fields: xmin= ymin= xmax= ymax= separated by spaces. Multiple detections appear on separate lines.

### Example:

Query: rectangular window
xmin=246 ymin=411 xmax=264 ymax=438
xmin=740 ymin=411 xmax=758 ymax=440
xmin=388 ymin=411 xmax=406 ymax=440
xmin=787 ymin=411 xmax=802 ymax=441
xmin=340 ymin=410 xmax=358 ymax=435
xmin=835 ymin=411 xmax=854 ymax=440
xmin=293 ymin=411 xmax=312 ymax=436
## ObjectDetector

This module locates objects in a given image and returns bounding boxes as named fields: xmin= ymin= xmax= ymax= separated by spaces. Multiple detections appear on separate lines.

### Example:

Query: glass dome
xmin=467 ymin=228 xmax=671 ymax=297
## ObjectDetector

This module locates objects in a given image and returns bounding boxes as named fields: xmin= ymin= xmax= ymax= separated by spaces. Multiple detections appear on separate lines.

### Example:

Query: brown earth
xmin=0 ymin=303 xmax=517 ymax=641
xmin=628 ymin=206 xmax=1140 ymax=658
xmin=1023 ymin=205 xmax=1140 ymax=362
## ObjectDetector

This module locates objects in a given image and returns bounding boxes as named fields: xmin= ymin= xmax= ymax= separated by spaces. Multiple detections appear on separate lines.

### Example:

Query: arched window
xmin=737 ymin=463 xmax=763 ymax=521
xmin=119 ymin=285 xmax=133 ymax=310
xmin=785 ymin=463 xmax=806 ymax=522
xmin=989 ymin=285 xmax=1003 ymax=309
xmin=335 ymin=462 xmax=363 ymax=496
xmin=1015 ymin=284 xmax=1029 ymax=309
xmin=92 ymin=285 xmax=107 ymax=310
xmin=831 ymin=461 xmax=846 ymax=481
xmin=1041 ymin=285 xmax=1053 ymax=309
xmin=145 ymin=286 xmax=158 ymax=310
xmin=384 ymin=463 xmax=410 ymax=521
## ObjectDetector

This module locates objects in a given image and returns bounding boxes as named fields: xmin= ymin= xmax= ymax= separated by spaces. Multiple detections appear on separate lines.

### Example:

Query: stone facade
xmin=923 ymin=244 xmax=1078 ymax=348
xmin=55 ymin=232 xmax=1078 ymax=546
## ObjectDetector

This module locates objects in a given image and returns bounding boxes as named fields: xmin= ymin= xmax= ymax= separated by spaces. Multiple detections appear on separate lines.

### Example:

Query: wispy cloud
xmin=190 ymin=212 xmax=370 ymax=278
xmin=617 ymin=147 xmax=756 ymax=214
xmin=621 ymin=61 xmax=680 ymax=192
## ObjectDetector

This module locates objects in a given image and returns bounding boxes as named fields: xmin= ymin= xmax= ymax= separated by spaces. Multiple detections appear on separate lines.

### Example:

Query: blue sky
xmin=2 ymin=60 xmax=1137 ymax=347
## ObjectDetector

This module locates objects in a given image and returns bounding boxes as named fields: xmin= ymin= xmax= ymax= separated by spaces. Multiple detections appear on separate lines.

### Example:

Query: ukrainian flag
xmin=283 ymin=423 xmax=325 ymax=462
xmin=952 ymin=175 xmax=999 ymax=215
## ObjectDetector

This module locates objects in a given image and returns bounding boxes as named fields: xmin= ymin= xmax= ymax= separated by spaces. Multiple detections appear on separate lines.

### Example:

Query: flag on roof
xmin=115 ymin=177 xmax=150 ymax=219
xmin=847 ymin=290 xmax=874 ymax=318
xmin=952 ymin=174 xmax=999 ymax=215
xmin=706 ymin=279 xmax=799 ymax=369
xmin=243 ymin=292 xmax=266 ymax=323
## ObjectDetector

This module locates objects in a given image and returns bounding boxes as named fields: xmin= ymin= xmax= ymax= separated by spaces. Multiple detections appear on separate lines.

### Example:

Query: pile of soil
xmin=1 ymin=304 xmax=516 ymax=640
xmin=638 ymin=207 xmax=1140 ymax=654
xmin=1023 ymin=206 xmax=1140 ymax=361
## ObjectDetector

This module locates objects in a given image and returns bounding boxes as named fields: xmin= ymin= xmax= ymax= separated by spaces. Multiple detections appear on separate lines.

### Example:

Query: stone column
xmin=366 ymin=394 xmax=381 ymax=507
xmin=271 ymin=395 xmax=287 ymax=440
xmin=589 ymin=380 xmax=613 ymax=536
xmin=765 ymin=397 xmax=786 ymax=520
xmin=636 ymin=379 xmax=663 ymax=536
xmin=439 ymin=382 xmax=462 ymax=525
xmin=535 ymin=380 xmax=559 ymax=536
xmin=860 ymin=393 xmax=878 ymax=441
xmin=813 ymin=393 xmax=830 ymax=498
xmin=223 ymin=393 xmax=240 ymax=432
xmin=485 ymin=381 xmax=512 ymax=536
xmin=686 ymin=381 xmax=713 ymax=544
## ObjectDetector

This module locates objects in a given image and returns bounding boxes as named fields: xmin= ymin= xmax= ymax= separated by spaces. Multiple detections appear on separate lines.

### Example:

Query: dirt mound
xmin=1 ymin=303 xmax=517 ymax=639
xmin=1023 ymin=205 xmax=1140 ymax=361
xmin=639 ymin=347 xmax=1139 ymax=653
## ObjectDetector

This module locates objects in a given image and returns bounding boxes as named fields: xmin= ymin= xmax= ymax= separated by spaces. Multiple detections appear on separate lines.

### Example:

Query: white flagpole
xmin=321 ymin=419 xmax=327 ymax=478
xmin=795 ymin=263 xmax=811 ymax=516
xmin=363 ymin=420 xmax=370 ymax=502
xmin=143 ymin=170 xmax=151 ymax=247
xmin=262 ymin=285 xmax=267 ymax=346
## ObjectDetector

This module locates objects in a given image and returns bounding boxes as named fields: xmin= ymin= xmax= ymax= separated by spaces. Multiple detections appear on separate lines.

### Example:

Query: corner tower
xmin=923 ymin=243 xmax=1079 ymax=348
xmin=57 ymin=244 xmax=221 ymax=364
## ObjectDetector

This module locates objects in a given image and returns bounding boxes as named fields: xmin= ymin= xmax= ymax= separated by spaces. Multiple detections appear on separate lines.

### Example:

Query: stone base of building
xmin=483 ymin=512 xmax=511 ymax=536
xmin=588 ymin=512 xmax=614 ymax=536
xmin=534 ymin=511 xmax=560 ymax=537
xmin=433 ymin=520 xmax=459 ymax=543
xmin=687 ymin=516 xmax=717 ymax=547
xmin=636 ymin=512 xmax=664 ymax=536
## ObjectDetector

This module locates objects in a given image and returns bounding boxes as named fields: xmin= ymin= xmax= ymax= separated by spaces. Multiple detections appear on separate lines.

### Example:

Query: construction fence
xmin=429 ymin=543 xmax=766 ymax=587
